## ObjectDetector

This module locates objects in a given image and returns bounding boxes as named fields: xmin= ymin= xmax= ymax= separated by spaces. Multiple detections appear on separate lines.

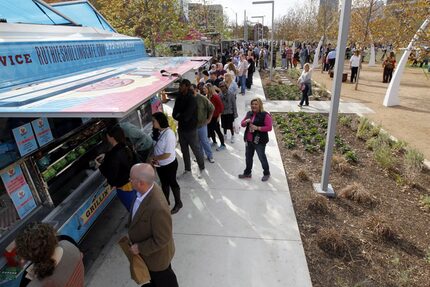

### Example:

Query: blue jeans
xmin=282 ymin=58 xmax=287 ymax=68
xmin=239 ymin=75 xmax=246 ymax=94
xmin=244 ymin=141 xmax=270 ymax=176
xmin=198 ymin=125 xmax=213 ymax=159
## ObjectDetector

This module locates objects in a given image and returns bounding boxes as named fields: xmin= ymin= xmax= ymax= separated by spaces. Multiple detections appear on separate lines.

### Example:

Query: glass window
xmin=0 ymin=118 xmax=26 ymax=170
xmin=0 ymin=179 xmax=20 ymax=239
xmin=0 ymin=0 xmax=73 ymax=25
xmin=52 ymin=2 xmax=115 ymax=32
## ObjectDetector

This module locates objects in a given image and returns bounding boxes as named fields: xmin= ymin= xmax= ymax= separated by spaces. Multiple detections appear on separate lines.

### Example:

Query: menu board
xmin=0 ymin=165 xmax=37 ymax=219
xmin=31 ymin=118 xmax=54 ymax=147
xmin=12 ymin=123 xmax=38 ymax=157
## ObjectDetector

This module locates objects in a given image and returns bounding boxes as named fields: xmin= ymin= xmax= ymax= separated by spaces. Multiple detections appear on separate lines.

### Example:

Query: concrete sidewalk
xmin=85 ymin=72 xmax=313 ymax=286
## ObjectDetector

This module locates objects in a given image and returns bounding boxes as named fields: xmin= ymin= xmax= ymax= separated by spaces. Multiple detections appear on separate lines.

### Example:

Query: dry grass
xmin=317 ymin=228 xmax=360 ymax=260
xmin=297 ymin=170 xmax=309 ymax=181
xmin=368 ymin=218 xmax=397 ymax=241
xmin=339 ymin=183 xmax=377 ymax=207
xmin=306 ymin=195 xmax=330 ymax=215
xmin=292 ymin=152 xmax=303 ymax=161
xmin=332 ymin=155 xmax=353 ymax=176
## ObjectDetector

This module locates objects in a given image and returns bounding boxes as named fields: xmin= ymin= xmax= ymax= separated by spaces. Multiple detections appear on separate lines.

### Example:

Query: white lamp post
xmin=252 ymin=1 xmax=274 ymax=81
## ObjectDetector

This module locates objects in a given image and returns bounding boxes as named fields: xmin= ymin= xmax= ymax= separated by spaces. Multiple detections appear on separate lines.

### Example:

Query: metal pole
xmin=269 ymin=2 xmax=274 ymax=81
xmin=313 ymin=0 xmax=353 ymax=197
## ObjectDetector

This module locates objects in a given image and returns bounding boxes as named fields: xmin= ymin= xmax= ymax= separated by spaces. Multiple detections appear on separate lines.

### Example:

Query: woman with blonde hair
xmin=239 ymin=98 xmax=272 ymax=182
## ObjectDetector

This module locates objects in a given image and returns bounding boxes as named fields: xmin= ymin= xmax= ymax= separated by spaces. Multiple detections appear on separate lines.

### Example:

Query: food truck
xmin=0 ymin=1 xmax=210 ymax=285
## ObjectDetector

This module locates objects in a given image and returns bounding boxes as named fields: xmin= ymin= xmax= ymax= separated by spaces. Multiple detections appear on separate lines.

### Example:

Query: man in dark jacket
xmin=172 ymin=79 xmax=205 ymax=176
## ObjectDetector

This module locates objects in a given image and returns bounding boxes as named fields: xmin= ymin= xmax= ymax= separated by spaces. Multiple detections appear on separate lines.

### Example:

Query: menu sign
xmin=0 ymin=165 xmax=37 ymax=219
xmin=31 ymin=118 xmax=54 ymax=147
xmin=12 ymin=123 xmax=38 ymax=157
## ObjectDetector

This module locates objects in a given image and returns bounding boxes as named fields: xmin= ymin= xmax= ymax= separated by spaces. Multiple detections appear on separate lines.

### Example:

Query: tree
xmin=349 ymin=0 xmax=383 ymax=89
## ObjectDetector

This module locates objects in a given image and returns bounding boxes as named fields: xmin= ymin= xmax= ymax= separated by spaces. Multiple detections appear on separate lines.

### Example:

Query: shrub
xmin=344 ymin=150 xmax=358 ymax=163
xmin=368 ymin=218 xmax=397 ymax=241
xmin=339 ymin=183 xmax=376 ymax=206
xmin=339 ymin=115 xmax=352 ymax=127
xmin=392 ymin=140 xmax=408 ymax=152
xmin=317 ymin=228 xmax=360 ymax=259
xmin=356 ymin=117 xmax=373 ymax=140
xmin=404 ymin=148 xmax=424 ymax=180
xmin=306 ymin=196 xmax=330 ymax=214
xmin=332 ymin=155 xmax=353 ymax=176
xmin=419 ymin=195 xmax=430 ymax=212
xmin=374 ymin=145 xmax=396 ymax=170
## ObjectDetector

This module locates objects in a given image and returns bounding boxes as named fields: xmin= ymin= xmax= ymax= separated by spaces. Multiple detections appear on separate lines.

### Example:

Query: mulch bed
xmin=272 ymin=112 xmax=430 ymax=287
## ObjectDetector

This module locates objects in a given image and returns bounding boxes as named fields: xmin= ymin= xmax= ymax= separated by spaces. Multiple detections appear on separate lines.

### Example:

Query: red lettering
xmin=24 ymin=54 xmax=32 ymax=63
xmin=15 ymin=55 xmax=23 ymax=64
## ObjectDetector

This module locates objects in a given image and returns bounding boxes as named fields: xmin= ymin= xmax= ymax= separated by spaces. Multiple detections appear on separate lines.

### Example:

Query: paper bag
xmin=118 ymin=236 xmax=151 ymax=284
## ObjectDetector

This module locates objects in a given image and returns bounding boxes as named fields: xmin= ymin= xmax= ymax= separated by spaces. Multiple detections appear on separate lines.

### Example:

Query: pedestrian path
xmin=85 ymin=72 xmax=313 ymax=287
xmin=263 ymin=100 xmax=374 ymax=114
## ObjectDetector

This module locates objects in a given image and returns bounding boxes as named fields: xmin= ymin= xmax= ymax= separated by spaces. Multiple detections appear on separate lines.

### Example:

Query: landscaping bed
xmin=273 ymin=112 xmax=430 ymax=287
xmin=260 ymin=69 xmax=331 ymax=101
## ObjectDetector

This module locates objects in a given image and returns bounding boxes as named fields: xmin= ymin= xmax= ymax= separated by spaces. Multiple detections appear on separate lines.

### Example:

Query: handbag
xmin=300 ymin=83 xmax=306 ymax=91
xmin=118 ymin=236 xmax=151 ymax=285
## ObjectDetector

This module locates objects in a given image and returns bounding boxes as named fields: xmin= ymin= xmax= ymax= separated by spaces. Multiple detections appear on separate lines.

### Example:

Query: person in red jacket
xmin=203 ymin=83 xmax=225 ymax=151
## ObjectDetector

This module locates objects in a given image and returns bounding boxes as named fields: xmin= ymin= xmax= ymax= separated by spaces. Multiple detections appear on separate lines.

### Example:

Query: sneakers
xmin=208 ymin=157 xmax=215 ymax=163
xmin=261 ymin=174 xmax=270 ymax=182
xmin=231 ymin=136 xmax=235 ymax=143
xmin=211 ymin=142 xmax=218 ymax=147
xmin=238 ymin=173 xmax=252 ymax=179
xmin=216 ymin=144 xmax=226 ymax=151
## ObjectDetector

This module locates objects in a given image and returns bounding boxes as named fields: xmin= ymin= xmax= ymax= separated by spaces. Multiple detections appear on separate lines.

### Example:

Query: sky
xmin=188 ymin=0 xmax=303 ymax=26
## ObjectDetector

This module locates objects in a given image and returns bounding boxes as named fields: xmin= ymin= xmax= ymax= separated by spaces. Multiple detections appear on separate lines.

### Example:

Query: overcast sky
xmin=187 ymin=0 xmax=303 ymax=26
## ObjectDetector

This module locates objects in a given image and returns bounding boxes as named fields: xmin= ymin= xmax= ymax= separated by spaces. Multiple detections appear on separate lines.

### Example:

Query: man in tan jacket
xmin=129 ymin=163 xmax=178 ymax=287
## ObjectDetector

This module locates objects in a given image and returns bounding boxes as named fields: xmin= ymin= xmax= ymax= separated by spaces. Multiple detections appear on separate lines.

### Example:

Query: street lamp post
xmin=224 ymin=6 xmax=238 ymax=39
xmin=251 ymin=16 xmax=264 ymax=47
xmin=252 ymin=1 xmax=274 ymax=81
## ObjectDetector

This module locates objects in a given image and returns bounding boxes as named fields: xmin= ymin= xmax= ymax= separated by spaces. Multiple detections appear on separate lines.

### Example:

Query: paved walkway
xmin=263 ymin=100 xmax=374 ymax=114
xmin=85 ymin=72 xmax=313 ymax=286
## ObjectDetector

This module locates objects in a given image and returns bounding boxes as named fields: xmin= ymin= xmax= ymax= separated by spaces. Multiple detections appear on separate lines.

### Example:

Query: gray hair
xmin=131 ymin=163 xmax=155 ymax=184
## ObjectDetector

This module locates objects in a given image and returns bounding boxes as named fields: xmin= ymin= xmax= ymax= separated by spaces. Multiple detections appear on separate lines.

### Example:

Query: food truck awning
xmin=0 ymin=56 xmax=210 ymax=118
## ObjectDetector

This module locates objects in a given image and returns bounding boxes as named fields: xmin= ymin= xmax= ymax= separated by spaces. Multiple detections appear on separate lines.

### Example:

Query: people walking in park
xmin=97 ymin=125 xmax=135 ymax=211
xmin=16 ymin=222 xmax=84 ymax=287
xmin=151 ymin=112 xmax=182 ymax=214
xmin=383 ymin=51 xmax=396 ymax=83
xmin=286 ymin=45 xmax=293 ymax=69
xmin=239 ymin=98 xmax=272 ymax=182
xmin=281 ymin=45 xmax=287 ymax=69
xmin=128 ymin=163 xmax=179 ymax=287
xmin=350 ymin=50 xmax=361 ymax=83
xmin=299 ymin=46 xmax=307 ymax=69
xmin=327 ymin=48 xmax=337 ymax=71
xmin=297 ymin=63 xmax=312 ymax=107
xmin=172 ymin=79 xmax=205 ymax=176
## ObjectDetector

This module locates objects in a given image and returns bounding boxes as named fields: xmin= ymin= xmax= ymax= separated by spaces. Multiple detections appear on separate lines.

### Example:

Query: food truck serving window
xmin=0 ymin=0 xmax=74 ymax=25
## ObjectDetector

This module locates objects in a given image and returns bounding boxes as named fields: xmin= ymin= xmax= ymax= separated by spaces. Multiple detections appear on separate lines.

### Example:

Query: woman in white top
xmin=349 ymin=50 xmax=361 ymax=83
xmin=151 ymin=112 xmax=182 ymax=214
xmin=297 ymin=63 xmax=313 ymax=107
